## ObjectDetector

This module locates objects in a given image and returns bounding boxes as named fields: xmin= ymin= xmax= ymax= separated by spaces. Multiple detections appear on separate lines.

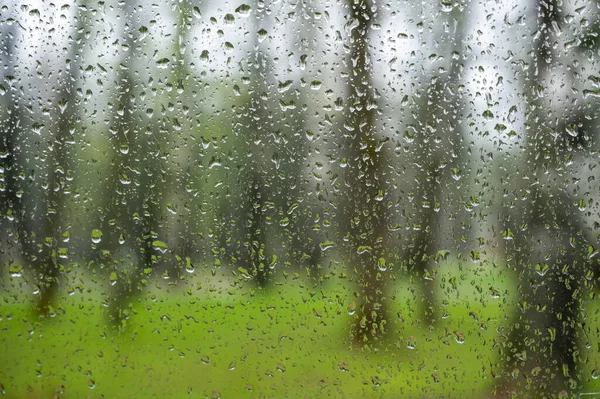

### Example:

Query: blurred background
xmin=1 ymin=0 xmax=600 ymax=397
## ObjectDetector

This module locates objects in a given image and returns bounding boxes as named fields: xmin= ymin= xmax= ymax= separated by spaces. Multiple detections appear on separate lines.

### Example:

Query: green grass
xmin=1 ymin=263 xmax=600 ymax=398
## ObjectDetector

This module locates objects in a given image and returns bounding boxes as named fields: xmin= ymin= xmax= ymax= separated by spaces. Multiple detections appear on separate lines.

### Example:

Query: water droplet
xmin=119 ymin=173 xmax=131 ymax=185
xmin=200 ymin=50 xmax=209 ymax=63
xmin=152 ymin=240 xmax=168 ymax=253
xmin=224 ymin=13 xmax=235 ymax=25
xmin=9 ymin=264 xmax=23 ymax=277
xmin=166 ymin=203 xmax=177 ymax=215
xmin=235 ymin=4 xmax=251 ymax=17
xmin=185 ymin=258 xmax=195 ymax=273
xmin=58 ymin=99 xmax=68 ymax=113
xmin=192 ymin=6 xmax=202 ymax=18
xmin=347 ymin=302 xmax=356 ymax=315
xmin=91 ymin=229 xmax=102 ymax=244
xmin=451 ymin=168 xmax=462 ymax=181
xmin=138 ymin=26 xmax=148 ymax=40
xmin=377 ymin=257 xmax=387 ymax=272
xmin=482 ymin=110 xmax=494 ymax=120
xmin=357 ymin=246 xmax=372 ymax=254
xmin=337 ymin=361 xmax=349 ymax=372
xmin=228 ymin=360 xmax=236 ymax=370
xmin=453 ymin=330 xmax=465 ymax=344
xmin=156 ymin=58 xmax=171 ymax=69
xmin=119 ymin=143 xmax=129 ymax=154
xmin=277 ymin=80 xmax=293 ymax=93
xmin=319 ymin=240 xmax=335 ymax=251
xmin=300 ymin=54 xmax=308 ymax=70
xmin=566 ymin=123 xmax=578 ymax=138
xmin=507 ymin=105 xmax=518 ymax=123
xmin=257 ymin=28 xmax=268 ymax=43
xmin=32 ymin=122 xmax=44 ymax=135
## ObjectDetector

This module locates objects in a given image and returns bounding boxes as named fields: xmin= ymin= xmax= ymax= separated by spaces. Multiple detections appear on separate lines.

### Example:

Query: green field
xmin=2 ymin=263 xmax=600 ymax=398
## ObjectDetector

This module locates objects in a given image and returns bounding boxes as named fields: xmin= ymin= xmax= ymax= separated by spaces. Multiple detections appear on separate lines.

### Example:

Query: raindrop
xmin=119 ymin=173 xmax=131 ymax=185
xmin=185 ymin=258 xmax=195 ymax=273
xmin=257 ymin=28 xmax=268 ymax=43
xmin=9 ymin=264 xmax=23 ymax=277
xmin=440 ymin=1 xmax=453 ymax=12
xmin=152 ymin=240 xmax=168 ymax=253
xmin=347 ymin=302 xmax=356 ymax=315
xmin=58 ymin=99 xmax=68 ymax=113
xmin=166 ymin=203 xmax=177 ymax=215
xmin=565 ymin=123 xmax=578 ymax=138
xmin=235 ymin=4 xmax=251 ymax=17
xmin=319 ymin=240 xmax=335 ymax=251
xmin=224 ymin=13 xmax=235 ymax=25
xmin=156 ymin=58 xmax=171 ymax=69
xmin=453 ymin=330 xmax=465 ymax=344
xmin=451 ymin=168 xmax=462 ymax=181
xmin=277 ymin=80 xmax=293 ymax=93
xmin=91 ymin=229 xmax=103 ymax=244
xmin=138 ymin=26 xmax=148 ymax=40
xmin=200 ymin=50 xmax=209 ymax=63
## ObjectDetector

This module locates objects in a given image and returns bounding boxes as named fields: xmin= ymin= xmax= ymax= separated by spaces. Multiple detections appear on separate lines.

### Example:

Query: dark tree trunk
xmin=342 ymin=0 xmax=389 ymax=343
xmin=495 ymin=0 xmax=594 ymax=395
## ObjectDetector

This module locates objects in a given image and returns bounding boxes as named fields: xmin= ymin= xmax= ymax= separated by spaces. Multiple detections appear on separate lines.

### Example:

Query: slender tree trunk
xmin=33 ymin=2 xmax=92 ymax=314
xmin=342 ymin=0 xmax=388 ymax=343
xmin=495 ymin=0 xmax=592 ymax=395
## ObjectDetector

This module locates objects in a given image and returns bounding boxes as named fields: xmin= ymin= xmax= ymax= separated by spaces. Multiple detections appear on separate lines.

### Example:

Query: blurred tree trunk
xmin=343 ymin=0 xmax=388 ymax=343
xmin=0 ymin=22 xmax=24 ymax=268
xmin=495 ymin=0 xmax=594 ymax=395
xmin=30 ymin=3 xmax=89 ymax=314
xmin=99 ymin=0 xmax=163 ymax=326
xmin=284 ymin=0 xmax=323 ymax=280
xmin=229 ymin=2 xmax=274 ymax=288
xmin=404 ymin=5 xmax=467 ymax=324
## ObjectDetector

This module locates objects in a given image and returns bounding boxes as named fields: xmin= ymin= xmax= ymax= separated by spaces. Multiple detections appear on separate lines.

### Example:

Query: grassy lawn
xmin=1 ymin=262 xmax=600 ymax=398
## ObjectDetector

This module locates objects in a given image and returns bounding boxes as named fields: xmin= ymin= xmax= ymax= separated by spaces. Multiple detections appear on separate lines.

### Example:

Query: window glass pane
xmin=1 ymin=0 xmax=599 ymax=397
